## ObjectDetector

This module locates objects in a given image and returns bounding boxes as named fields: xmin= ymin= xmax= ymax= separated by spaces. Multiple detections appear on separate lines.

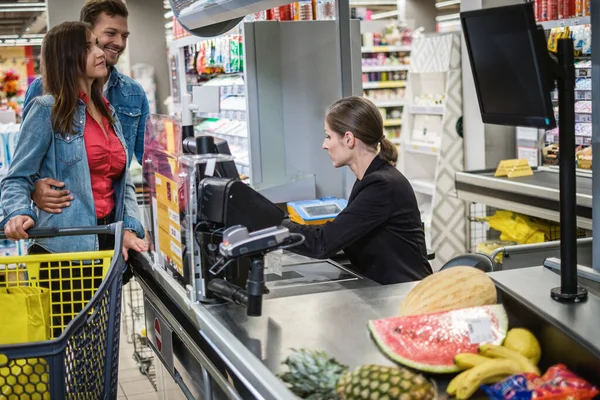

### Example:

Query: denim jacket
xmin=23 ymin=66 xmax=149 ymax=165
xmin=0 ymin=95 xmax=145 ymax=253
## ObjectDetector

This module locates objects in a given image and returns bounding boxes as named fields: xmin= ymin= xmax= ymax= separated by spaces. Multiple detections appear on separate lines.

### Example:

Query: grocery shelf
xmin=387 ymin=137 xmax=402 ymax=145
xmin=361 ymin=45 xmax=411 ymax=53
xmin=405 ymin=142 xmax=438 ymax=156
xmin=408 ymin=105 xmax=445 ymax=115
xmin=382 ymin=119 xmax=402 ymax=126
xmin=409 ymin=178 xmax=435 ymax=195
xmin=455 ymin=167 xmax=593 ymax=230
xmin=169 ymin=35 xmax=203 ymax=52
xmin=362 ymin=65 xmax=410 ymax=72
xmin=371 ymin=99 xmax=406 ymax=107
xmin=539 ymin=16 xmax=590 ymax=29
xmin=363 ymin=81 xmax=406 ymax=89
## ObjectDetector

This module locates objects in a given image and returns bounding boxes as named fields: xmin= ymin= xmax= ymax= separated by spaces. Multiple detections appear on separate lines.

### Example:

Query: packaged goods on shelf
xmin=577 ymin=146 xmax=592 ymax=169
xmin=535 ymin=0 xmax=590 ymax=21
xmin=542 ymin=143 xmax=559 ymax=165
xmin=364 ymin=88 xmax=406 ymax=101
xmin=362 ymin=70 xmax=407 ymax=83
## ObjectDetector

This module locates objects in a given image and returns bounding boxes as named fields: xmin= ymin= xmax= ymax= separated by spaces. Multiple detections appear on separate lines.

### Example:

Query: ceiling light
xmin=436 ymin=0 xmax=461 ymax=8
xmin=0 ymin=35 xmax=19 ymax=39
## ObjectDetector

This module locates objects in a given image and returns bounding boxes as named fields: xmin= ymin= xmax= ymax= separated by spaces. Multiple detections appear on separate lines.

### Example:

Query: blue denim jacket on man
xmin=23 ymin=66 xmax=148 ymax=165
xmin=0 ymin=95 xmax=145 ymax=253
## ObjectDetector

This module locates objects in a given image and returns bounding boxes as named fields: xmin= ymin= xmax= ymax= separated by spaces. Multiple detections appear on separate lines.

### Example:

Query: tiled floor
xmin=118 ymin=306 xmax=158 ymax=400
xmin=118 ymin=279 xmax=160 ymax=400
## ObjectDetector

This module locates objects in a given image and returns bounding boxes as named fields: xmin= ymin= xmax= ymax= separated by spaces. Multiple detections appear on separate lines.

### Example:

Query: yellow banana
xmin=454 ymin=353 xmax=494 ymax=370
xmin=446 ymin=369 xmax=471 ymax=396
xmin=456 ymin=359 xmax=523 ymax=400
xmin=479 ymin=344 xmax=540 ymax=375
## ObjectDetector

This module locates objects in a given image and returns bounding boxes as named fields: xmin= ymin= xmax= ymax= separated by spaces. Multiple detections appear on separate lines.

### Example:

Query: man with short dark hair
xmin=24 ymin=0 xmax=149 ymax=214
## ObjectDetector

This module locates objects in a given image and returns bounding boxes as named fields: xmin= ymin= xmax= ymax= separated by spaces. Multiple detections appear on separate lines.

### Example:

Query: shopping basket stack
xmin=0 ymin=223 xmax=126 ymax=400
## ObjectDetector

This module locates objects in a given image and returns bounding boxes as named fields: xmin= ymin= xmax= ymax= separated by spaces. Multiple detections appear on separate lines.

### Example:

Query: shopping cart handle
xmin=0 ymin=223 xmax=119 ymax=240
xmin=23 ymin=227 xmax=60 ymax=238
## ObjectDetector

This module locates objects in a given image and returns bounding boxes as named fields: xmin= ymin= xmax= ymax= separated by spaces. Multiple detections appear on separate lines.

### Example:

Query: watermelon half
xmin=368 ymin=304 xmax=509 ymax=374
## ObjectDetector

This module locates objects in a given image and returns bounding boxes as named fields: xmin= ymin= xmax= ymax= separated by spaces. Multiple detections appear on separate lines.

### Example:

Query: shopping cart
xmin=0 ymin=222 xmax=125 ymax=400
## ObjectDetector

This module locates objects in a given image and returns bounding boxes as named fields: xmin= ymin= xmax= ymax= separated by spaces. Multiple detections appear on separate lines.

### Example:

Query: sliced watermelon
xmin=368 ymin=304 xmax=509 ymax=374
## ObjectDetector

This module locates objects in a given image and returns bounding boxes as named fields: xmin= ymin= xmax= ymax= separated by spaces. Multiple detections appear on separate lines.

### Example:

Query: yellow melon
xmin=399 ymin=266 xmax=497 ymax=316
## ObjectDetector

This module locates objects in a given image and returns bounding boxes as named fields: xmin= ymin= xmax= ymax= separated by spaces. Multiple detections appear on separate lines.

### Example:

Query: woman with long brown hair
xmin=0 ymin=21 xmax=147 ymax=258
xmin=283 ymin=96 xmax=432 ymax=284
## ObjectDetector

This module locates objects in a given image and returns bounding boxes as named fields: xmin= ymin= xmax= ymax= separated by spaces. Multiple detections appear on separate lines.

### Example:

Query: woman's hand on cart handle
xmin=123 ymin=230 xmax=149 ymax=261
xmin=4 ymin=215 xmax=34 ymax=240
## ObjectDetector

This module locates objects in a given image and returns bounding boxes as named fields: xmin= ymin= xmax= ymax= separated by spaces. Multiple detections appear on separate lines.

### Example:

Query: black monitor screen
xmin=461 ymin=3 xmax=555 ymax=128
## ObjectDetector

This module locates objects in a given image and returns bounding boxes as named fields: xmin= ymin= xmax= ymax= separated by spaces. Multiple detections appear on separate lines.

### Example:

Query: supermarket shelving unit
xmin=398 ymin=31 xmax=465 ymax=271
xmin=362 ymin=45 xmax=411 ymax=145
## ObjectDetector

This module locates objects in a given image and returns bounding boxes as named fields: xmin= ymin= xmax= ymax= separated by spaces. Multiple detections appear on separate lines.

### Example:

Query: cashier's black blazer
xmin=283 ymin=156 xmax=433 ymax=285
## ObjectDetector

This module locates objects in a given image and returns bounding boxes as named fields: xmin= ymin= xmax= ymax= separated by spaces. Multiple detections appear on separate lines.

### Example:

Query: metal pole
xmin=551 ymin=38 xmax=587 ymax=302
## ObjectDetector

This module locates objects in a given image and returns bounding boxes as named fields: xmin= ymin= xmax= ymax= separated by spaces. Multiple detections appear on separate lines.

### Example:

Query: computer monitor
xmin=461 ymin=2 xmax=556 ymax=129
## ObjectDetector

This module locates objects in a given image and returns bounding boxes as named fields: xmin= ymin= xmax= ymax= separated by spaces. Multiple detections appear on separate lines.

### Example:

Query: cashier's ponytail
xmin=326 ymin=96 xmax=398 ymax=165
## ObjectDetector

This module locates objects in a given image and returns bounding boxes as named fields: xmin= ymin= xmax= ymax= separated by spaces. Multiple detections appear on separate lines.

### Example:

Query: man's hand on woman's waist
xmin=32 ymin=178 xmax=73 ymax=213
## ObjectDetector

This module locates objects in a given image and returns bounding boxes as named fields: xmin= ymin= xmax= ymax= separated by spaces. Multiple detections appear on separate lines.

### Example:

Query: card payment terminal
xmin=287 ymin=197 xmax=348 ymax=225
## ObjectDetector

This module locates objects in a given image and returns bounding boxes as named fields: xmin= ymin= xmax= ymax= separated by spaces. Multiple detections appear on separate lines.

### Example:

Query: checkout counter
xmin=128 ymin=1 xmax=600 ymax=398
xmin=130 ymin=251 xmax=600 ymax=399
xmin=128 ymin=121 xmax=600 ymax=400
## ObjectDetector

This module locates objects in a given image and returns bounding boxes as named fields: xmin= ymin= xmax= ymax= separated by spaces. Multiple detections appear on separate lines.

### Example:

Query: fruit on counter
xmin=446 ymin=329 xmax=543 ymax=398
xmin=502 ymin=327 xmax=542 ymax=365
xmin=478 ymin=344 xmax=540 ymax=375
xmin=454 ymin=358 xmax=523 ymax=400
xmin=398 ymin=266 xmax=497 ymax=316
xmin=278 ymin=348 xmax=348 ymax=399
xmin=277 ymin=348 xmax=436 ymax=400
xmin=454 ymin=353 xmax=493 ymax=370
xmin=337 ymin=364 xmax=436 ymax=400
xmin=368 ymin=304 xmax=508 ymax=373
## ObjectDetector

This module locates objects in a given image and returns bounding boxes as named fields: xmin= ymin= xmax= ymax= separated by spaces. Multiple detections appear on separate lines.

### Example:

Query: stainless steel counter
xmin=131 ymin=251 xmax=600 ymax=399
xmin=455 ymin=166 xmax=593 ymax=229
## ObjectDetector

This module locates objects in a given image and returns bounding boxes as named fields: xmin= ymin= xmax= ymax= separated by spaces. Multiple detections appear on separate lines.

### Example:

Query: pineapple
xmin=278 ymin=349 xmax=436 ymax=400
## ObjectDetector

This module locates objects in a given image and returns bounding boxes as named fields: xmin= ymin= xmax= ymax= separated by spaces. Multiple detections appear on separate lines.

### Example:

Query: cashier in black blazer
xmin=282 ymin=96 xmax=433 ymax=285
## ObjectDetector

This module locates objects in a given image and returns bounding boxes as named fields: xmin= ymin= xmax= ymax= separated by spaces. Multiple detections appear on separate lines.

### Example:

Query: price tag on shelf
xmin=495 ymin=158 xmax=534 ymax=178
xmin=466 ymin=317 xmax=495 ymax=344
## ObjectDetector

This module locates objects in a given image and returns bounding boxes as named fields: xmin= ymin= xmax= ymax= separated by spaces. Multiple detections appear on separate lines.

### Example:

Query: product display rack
xmin=397 ymin=31 xmax=465 ymax=271
xmin=362 ymin=44 xmax=411 ymax=144
xmin=168 ymin=28 xmax=251 ymax=177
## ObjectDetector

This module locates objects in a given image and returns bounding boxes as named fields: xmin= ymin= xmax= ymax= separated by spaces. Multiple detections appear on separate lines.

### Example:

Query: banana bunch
xmin=446 ymin=328 xmax=542 ymax=399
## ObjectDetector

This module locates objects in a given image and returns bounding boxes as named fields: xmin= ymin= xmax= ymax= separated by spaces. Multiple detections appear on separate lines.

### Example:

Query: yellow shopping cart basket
xmin=0 ymin=223 xmax=126 ymax=400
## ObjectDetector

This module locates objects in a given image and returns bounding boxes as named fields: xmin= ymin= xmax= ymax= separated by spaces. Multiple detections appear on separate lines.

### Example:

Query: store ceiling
xmin=0 ymin=1 xmax=47 ymax=37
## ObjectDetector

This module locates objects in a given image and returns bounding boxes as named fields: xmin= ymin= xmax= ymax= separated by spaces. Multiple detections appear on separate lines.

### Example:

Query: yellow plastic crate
xmin=0 ymin=251 xmax=114 ymax=338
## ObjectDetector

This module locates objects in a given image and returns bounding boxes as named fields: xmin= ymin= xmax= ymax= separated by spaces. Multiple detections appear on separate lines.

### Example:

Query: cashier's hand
xmin=123 ymin=230 xmax=149 ymax=261
xmin=32 ymin=178 xmax=73 ymax=214
xmin=4 ymin=215 xmax=34 ymax=241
